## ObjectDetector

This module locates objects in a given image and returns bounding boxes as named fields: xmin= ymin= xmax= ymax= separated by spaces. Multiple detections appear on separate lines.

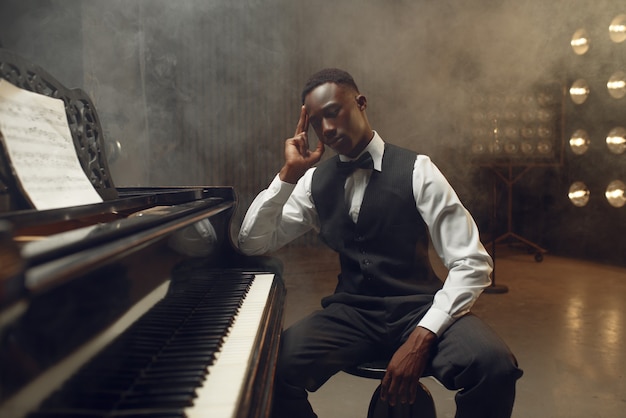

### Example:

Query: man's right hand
xmin=279 ymin=106 xmax=325 ymax=184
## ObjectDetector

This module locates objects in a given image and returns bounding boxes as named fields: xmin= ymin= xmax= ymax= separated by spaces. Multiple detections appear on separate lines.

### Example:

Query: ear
xmin=355 ymin=94 xmax=367 ymax=111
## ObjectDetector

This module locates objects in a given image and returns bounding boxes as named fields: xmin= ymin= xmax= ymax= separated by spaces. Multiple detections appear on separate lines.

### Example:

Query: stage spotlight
xmin=521 ymin=109 xmax=536 ymax=123
xmin=504 ymin=125 xmax=519 ymax=140
xmin=569 ymin=79 xmax=590 ymax=104
xmin=471 ymin=111 xmax=486 ymax=123
xmin=609 ymin=14 xmax=626 ymax=43
xmin=606 ymin=127 xmax=626 ymax=154
xmin=571 ymin=28 xmax=591 ymax=55
xmin=538 ymin=125 xmax=553 ymax=139
xmin=537 ymin=140 xmax=552 ymax=154
xmin=504 ymin=141 xmax=519 ymax=154
xmin=538 ymin=108 xmax=554 ymax=122
xmin=569 ymin=182 xmax=590 ymax=207
xmin=504 ymin=110 xmax=518 ymax=122
xmin=605 ymin=180 xmax=626 ymax=208
xmin=569 ymin=129 xmax=590 ymax=155
xmin=471 ymin=142 xmax=487 ymax=154
xmin=521 ymin=125 xmax=534 ymax=138
xmin=607 ymin=71 xmax=626 ymax=99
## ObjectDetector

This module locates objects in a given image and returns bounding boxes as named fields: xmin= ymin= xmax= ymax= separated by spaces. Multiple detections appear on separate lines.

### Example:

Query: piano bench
xmin=344 ymin=359 xmax=437 ymax=418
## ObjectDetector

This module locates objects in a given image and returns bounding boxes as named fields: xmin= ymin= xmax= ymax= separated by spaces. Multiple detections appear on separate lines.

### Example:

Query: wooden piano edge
xmin=235 ymin=274 xmax=286 ymax=418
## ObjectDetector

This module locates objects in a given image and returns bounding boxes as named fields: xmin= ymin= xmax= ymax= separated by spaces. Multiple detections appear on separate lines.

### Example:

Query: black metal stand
xmin=485 ymin=172 xmax=508 ymax=294
xmin=489 ymin=164 xmax=547 ymax=262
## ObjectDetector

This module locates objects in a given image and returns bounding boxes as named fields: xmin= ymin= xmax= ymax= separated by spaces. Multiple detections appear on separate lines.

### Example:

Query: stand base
xmin=484 ymin=284 xmax=509 ymax=294
xmin=495 ymin=231 xmax=546 ymax=262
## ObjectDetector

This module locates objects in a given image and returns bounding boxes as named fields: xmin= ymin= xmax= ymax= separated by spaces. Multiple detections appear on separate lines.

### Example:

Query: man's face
xmin=304 ymin=82 xmax=371 ymax=158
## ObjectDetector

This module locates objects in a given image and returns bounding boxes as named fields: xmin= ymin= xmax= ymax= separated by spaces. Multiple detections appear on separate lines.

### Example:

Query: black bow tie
xmin=336 ymin=152 xmax=374 ymax=175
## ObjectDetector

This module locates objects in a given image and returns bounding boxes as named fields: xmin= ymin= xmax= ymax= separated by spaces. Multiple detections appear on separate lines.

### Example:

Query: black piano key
xmin=110 ymin=410 xmax=186 ymax=418
xmin=115 ymin=395 xmax=195 ymax=410
xmin=46 ymin=393 xmax=120 ymax=410
xmin=28 ymin=411 xmax=108 ymax=418
xmin=134 ymin=375 xmax=205 ymax=389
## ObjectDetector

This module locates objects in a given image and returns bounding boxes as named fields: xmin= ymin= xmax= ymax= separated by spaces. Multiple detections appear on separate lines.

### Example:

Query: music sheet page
xmin=0 ymin=79 xmax=103 ymax=210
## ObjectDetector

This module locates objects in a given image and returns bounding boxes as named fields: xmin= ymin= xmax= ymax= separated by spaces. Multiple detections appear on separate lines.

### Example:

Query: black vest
xmin=311 ymin=143 xmax=442 ymax=306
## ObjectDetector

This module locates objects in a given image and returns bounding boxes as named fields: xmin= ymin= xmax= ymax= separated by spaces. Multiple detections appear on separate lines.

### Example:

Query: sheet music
xmin=0 ymin=79 xmax=103 ymax=210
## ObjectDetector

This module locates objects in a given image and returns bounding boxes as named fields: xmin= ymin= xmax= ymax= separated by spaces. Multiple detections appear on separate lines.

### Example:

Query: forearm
xmin=418 ymin=205 xmax=492 ymax=335
xmin=413 ymin=156 xmax=493 ymax=336
xmin=238 ymin=172 xmax=317 ymax=255
xmin=418 ymin=252 xmax=492 ymax=335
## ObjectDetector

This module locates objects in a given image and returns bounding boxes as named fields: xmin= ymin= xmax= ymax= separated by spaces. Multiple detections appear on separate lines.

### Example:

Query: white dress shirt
xmin=238 ymin=132 xmax=493 ymax=336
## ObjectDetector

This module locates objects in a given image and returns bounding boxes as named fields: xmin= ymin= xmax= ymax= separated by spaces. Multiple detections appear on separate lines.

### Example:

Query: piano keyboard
xmin=186 ymin=273 xmax=274 ymax=418
xmin=23 ymin=271 xmax=277 ymax=418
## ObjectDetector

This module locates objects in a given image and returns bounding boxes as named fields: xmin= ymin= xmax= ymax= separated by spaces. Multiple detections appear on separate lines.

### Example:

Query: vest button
xmin=363 ymin=259 xmax=371 ymax=265
xmin=359 ymin=247 xmax=366 ymax=254
xmin=355 ymin=235 xmax=365 ymax=242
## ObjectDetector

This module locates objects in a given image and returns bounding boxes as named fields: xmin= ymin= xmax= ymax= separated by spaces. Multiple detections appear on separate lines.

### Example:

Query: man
xmin=238 ymin=68 xmax=522 ymax=418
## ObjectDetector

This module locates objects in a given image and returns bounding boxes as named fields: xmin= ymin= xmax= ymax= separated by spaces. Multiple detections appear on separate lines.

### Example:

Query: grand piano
xmin=0 ymin=48 xmax=285 ymax=418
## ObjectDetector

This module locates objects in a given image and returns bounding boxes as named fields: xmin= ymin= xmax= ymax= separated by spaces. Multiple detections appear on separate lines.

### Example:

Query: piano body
xmin=0 ymin=49 xmax=285 ymax=418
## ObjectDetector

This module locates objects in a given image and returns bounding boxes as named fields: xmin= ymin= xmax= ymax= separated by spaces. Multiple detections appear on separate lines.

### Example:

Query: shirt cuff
xmin=417 ymin=307 xmax=455 ymax=337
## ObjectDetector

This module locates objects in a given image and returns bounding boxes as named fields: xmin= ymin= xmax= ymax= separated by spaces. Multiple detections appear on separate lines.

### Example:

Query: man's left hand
xmin=380 ymin=326 xmax=437 ymax=406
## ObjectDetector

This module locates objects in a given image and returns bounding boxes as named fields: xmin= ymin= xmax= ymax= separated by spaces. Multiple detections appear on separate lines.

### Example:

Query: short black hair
xmin=301 ymin=68 xmax=360 ymax=104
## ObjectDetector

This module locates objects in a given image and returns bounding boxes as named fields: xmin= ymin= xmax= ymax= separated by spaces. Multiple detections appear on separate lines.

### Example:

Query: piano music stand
xmin=0 ymin=48 xmax=118 ymax=212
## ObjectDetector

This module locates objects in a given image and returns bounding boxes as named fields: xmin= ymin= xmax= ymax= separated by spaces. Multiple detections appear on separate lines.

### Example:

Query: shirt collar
xmin=338 ymin=131 xmax=384 ymax=172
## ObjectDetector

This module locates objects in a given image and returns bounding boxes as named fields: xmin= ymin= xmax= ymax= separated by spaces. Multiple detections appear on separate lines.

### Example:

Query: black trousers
xmin=271 ymin=299 xmax=523 ymax=418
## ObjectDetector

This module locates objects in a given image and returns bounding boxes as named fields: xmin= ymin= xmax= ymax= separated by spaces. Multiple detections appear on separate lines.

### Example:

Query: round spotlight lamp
xmin=571 ymin=28 xmax=591 ymax=55
xmin=568 ymin=182 xmax=590 ymax=207
xmin=504 ymin=141 xmax=519 ymax=154
xmin=607 ymin=71 xmax=626 ymax=99
xmin=538 ymin=125 xmax=553 ymax=139
xmin=537 ymin=140 xmax=552 ymax=155
xmin=606 ymin=126 xmax=626 ymax=154
xmin=569 ymin=79 xmax=590 ymax=104
xmin=504 ymin=125 xmax=519 ymax=140
xmin=609 ymin=14 xmax=626 ymax=43
xmin=472 ymin=143 xmax=485 ymax=154
xmin=605 ymin=180 xmax=626 ymax=208
xmin=537 ymin=108 xmax=554 ymax=122
xmin=521 ymin=141 xmax=534 ymax=154
xmin=569 ymin=129 xmax=590 ymax=155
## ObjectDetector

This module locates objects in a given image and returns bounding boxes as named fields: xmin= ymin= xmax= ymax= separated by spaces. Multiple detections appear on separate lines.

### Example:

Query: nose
xmin=322 ymin=119 xmax=336 ymax=140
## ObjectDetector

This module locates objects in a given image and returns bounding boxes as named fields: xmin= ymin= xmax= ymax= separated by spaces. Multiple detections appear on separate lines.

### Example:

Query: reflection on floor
xmin=272 ymin=245 xmax=626 ymax=418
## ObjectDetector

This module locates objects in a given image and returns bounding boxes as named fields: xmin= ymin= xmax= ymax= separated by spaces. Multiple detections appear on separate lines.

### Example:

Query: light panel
xmin=468 ymin=84 xmax=561 ymax=162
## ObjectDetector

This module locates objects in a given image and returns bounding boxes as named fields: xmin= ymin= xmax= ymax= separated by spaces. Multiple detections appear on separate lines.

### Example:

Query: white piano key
xmin=186 ymin=273 xmax=275 ymax=418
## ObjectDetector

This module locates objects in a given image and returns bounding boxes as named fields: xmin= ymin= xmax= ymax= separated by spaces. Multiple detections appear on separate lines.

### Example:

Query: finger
xmin=295 ymin=132 xmax=308 ymax=155
xmin=294 ymin=105 xmax=308 ymax=135
xmin=302 ymin=129 xmax=310 ymax=153
xmin=385 ymin=375 xmax=399 ymax=406
xmin=311 ymin=138 xmax=325 ymax=160
xmin=303 ymin=109 xmax=309 ymax=132
xmin=399 ymin=379 xmax=409 ymax=404
xmin=409 ymin=381 xmax=418 ymax=405
xmin=380 ymin=374 xmax=390 ymax=402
